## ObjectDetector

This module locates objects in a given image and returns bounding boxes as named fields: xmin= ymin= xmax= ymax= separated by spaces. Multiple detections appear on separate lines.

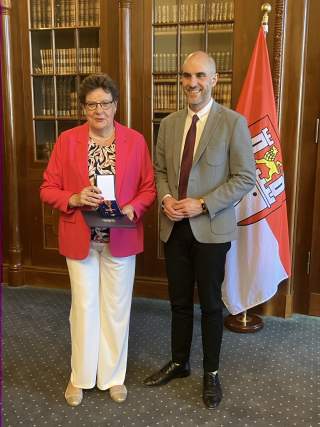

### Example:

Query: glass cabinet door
xmin=152 ymin=0 xmax=235 ymax=135
xmin=28 ymin=0 xmax=101 ymax=161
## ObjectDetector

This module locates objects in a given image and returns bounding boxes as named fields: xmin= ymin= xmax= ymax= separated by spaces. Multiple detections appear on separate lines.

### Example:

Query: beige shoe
xmin=65 ymin=380 xmax=83 ymax=407
xmin=109 ymin=384 xmax=127 ymax=403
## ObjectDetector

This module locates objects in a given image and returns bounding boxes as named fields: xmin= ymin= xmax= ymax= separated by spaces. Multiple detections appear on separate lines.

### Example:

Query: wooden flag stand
xmin=224 ymin=311 xmax=264 ymax=333
xmin=224 ymin=3 xmax=271 ymax=335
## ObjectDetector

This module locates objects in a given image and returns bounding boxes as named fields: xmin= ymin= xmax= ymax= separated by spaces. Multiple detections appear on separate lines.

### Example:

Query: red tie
xmin=178 ymin=114 xmax=199 ymax=199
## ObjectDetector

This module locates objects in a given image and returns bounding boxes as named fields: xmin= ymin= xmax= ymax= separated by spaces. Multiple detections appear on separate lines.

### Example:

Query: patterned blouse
xmin=88 ymin=137 xmax=116 ymax=243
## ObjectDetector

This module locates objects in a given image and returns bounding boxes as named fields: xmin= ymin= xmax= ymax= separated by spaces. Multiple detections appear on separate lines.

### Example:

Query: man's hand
xmin=68 ymin=186 xmax=103 ymax=208
xmin=174 ymin=198 xmax=203 ymax=218
xmin=122 ymin=204 xmax=135 ymax=221
xmin=162 ymin=197 xmax=185 ymax=222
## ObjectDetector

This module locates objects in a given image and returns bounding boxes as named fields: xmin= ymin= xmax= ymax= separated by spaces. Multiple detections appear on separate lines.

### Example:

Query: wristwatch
xmin=199 ymin=198 xmax=208 ymax=214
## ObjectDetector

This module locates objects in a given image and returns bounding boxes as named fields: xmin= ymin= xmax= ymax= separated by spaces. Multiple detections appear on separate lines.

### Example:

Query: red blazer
xmin=40 ymin=122 xmax=156 ymax=259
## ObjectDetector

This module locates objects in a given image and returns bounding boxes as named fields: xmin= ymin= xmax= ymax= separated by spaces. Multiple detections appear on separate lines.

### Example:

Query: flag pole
xmin=261 ymin=2 xmax=272 ymax=34
xmin=224 ymin=3 xmax=272 ymax=334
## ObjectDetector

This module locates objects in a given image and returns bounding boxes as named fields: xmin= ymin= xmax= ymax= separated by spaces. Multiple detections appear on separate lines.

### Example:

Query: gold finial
xmin=261 ymin=3 xmax=272 ymax=33
xmin=1 ymin=0 xmax=12 ymax=14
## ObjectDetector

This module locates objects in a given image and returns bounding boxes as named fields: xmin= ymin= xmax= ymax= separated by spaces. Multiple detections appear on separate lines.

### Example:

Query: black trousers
xmin=164 ymin=219 xmax=231 ymax=372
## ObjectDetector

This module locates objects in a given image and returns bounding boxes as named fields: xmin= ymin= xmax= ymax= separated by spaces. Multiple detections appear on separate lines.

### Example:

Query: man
xmin=143 ymin=51 xmax=256 ymax=409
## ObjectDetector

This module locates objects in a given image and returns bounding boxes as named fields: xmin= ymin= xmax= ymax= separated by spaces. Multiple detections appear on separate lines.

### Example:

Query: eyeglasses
xmin=85 ymin=101 xmax=114 ymax=111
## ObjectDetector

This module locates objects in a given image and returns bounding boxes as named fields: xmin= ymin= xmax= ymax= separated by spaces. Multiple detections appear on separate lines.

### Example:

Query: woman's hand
xmin=68 ymin=186 xmax=103 ymax=208
xmin=122 ymin=204 xmax=135 ymax=221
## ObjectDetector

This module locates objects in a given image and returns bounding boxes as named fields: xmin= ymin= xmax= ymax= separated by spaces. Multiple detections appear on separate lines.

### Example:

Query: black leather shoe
xmin=143 ymin=361 xmax=190 ymax=386
xmin=202 ymin=372 xmax=222 ymax=409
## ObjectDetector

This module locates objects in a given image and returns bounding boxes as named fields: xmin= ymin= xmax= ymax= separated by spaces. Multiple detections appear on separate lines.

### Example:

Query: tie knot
xmin=192 ymin=114 xmax=199 ymax=124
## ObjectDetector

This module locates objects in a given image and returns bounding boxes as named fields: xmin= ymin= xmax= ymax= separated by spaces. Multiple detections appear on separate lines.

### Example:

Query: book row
xmin=153 ymin=84 xmax=177 ymax=111
xmin=55 ymin=0 xmax=77 ymax=27
xmin=153 ymin=50 xmax=232 ymax=73
xmin=55 ymin=49 xmax=77 ymax=74
xmin=34 ymin=48 xmax=101 ymax=75
xmin=35 ymin=76 xmax=78 ymax=116
xmin=78 ymin=48 xmax=101 ymax=74
xmin=57 ymin=77 xmax=78 ymax=116
xmin=36 ymin=77 xmax=55 ymax=116
xmin=154 ymin=22 xmax=233 ymax=33
xmin=30 ymin=0 xmax=52 ymax=28
xmin=212 ymin=82 xmax=232 ymax=108
xmin=153 ymin=81 xmax=231 ymax=111
xmin=154 ymin=0 xmax=234 ymax=24
xmin=30 ymin=0 xmax=100 ymax=29
xmin=78 ymin=0 xmax=100 ymax=27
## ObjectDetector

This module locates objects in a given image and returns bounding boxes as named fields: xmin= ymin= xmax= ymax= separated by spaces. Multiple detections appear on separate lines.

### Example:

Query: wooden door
xmin=309 ymin=130 xmax=320 ymax=315
xmin=292 ymin=0 xmax=320 ymax=314
xmin=307 ymin=0 xmax=320 ymax=316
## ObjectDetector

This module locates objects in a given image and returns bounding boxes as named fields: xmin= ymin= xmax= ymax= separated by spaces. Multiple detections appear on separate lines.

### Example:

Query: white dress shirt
xmin=180 ymin=98 xmax=213 ymax=163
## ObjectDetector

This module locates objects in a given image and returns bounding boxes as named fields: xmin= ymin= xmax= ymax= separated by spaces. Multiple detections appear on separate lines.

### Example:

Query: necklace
xmin=89 ymin=128 xmax=115 ymax=146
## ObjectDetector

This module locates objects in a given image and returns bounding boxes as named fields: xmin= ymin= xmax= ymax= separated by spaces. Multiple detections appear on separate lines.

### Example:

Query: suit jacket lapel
xmin=114 ymin=121 xmax=126 ymax=199
xmin=193 ymin=101 xmax=222 ymax=165
xmin=173 ymin=109 xmax=188 ymax=177
xmin=76 ymin=122 xmax=91 ymax=187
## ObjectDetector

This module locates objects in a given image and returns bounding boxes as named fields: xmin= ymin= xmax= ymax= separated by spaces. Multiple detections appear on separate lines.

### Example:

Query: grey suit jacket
xmin=155 ymin=100 xmax=256 ymax=243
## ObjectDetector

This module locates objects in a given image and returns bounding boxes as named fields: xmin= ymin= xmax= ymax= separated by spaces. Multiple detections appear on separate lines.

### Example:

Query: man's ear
xmin=212 ymin=73 xmax=218 ymax=87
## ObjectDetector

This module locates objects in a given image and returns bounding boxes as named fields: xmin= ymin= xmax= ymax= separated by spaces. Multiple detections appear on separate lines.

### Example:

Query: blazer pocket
xmin=61 ymin=212 xmax=76 ymax=223
xmin=205 ymin=141 xmax=227 ymax=166
xmin=210 ymin=208 xmax=236 ymax=235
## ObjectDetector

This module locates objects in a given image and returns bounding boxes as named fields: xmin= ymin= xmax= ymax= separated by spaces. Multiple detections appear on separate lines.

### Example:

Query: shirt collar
xmin=187 ymin=98 xmax=213 ymax=120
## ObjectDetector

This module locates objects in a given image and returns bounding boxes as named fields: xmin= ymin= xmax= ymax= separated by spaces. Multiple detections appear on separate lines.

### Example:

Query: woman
xmin=40 ymin=74 xmax=156 ymax=406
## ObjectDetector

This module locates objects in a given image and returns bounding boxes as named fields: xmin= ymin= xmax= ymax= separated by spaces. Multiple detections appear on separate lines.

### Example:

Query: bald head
xmin=183 ymin=51 xmax=216 ymax=76
xmin=181 ymin=50 xmax=218 ymax=112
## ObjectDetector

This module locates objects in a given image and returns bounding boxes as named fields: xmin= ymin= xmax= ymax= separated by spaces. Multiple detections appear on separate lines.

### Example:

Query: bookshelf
xmin=28 ymin=0 xmax=101 ymax=161
xmin=152 ymin=0 xmax=234 ymax=158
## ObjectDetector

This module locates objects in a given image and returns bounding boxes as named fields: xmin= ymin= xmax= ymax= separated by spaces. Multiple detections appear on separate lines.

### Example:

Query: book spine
xmin=95 ymin=0 xmax=100 ymax=26
xmin=35 ymin=0 xmax=41 ymax=28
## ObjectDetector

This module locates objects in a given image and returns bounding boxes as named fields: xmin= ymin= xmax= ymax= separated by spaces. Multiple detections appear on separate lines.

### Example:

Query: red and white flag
xmin=222 ymin=26 xmax=291 ymax=315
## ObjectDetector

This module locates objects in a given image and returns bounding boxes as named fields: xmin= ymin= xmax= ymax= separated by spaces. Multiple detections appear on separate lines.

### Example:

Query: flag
xmin=222 ymin=26 xmax=291 ymax=315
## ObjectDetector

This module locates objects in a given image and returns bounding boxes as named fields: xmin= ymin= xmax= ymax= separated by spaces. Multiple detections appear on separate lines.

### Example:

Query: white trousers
xmin=66 ymin=241 xmax=136 ymax=390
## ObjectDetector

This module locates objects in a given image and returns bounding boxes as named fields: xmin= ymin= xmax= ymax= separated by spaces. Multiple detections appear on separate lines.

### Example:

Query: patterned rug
xmin=2 ymin=286 xmax=320 ymax=426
